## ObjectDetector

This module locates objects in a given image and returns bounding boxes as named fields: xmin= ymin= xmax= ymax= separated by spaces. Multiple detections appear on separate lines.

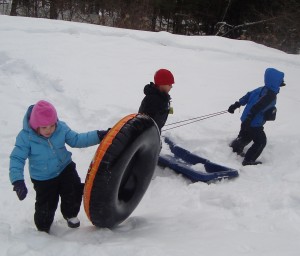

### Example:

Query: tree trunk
xmin=50 ymin=0 xmax=58 ymax=19
xmin=10 ymin=0 xmax=18 ymax=16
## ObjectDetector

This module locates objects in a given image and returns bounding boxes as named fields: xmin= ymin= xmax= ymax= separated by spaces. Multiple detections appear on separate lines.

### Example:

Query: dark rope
xmin=162 ymin=110 xmax=228 ymax=132
xmin=164 ymin=110 xmax=228 ymax=126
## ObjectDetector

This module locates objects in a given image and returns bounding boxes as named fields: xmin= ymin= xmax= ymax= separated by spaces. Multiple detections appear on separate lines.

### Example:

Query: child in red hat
xmin=138 ymin=69 xmax=174 ymax=132
xmin=9 ymin=100 xmax=109 ymax=232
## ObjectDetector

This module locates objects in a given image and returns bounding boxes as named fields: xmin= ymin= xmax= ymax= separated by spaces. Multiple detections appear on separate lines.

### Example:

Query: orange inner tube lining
xmin=83 ymin=114 xmax=137 ymax=220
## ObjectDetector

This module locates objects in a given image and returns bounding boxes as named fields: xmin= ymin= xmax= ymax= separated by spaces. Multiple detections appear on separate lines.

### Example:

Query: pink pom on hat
xmin=29 ymin=100 xmax=58 ymax=130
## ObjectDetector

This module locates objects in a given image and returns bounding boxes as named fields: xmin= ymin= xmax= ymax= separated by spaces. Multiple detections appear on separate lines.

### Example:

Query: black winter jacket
xmin=138 ymin=82 xmax=171 ymax=132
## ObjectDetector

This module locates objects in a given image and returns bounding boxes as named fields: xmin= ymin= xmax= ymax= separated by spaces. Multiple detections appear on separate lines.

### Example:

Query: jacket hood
xmin=264 ymin=68 xmax=284 ymax=94
xmin=144 ymin=82 xmax=159 ymax=95
xmin=23 ymin=105 xmax=34 ymax=132
xmin=144 ymin=82 xmax=171 ymax=99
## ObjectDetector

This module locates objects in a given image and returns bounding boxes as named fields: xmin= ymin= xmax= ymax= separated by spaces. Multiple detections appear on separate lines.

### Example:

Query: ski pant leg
xmin=244 ymin=127 xmax=267 ymax=161
xmin=230 ymin=125 xmax=252 ymax=154
xmin=31 ymin=177 xmax=60 ymax=232
xmin=58 ymin=162 xmax=83 ymax=220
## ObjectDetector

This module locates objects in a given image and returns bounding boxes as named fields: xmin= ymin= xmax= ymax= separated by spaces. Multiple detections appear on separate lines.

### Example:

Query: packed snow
xmin=1 ymin=15 xmax=300 ymax=256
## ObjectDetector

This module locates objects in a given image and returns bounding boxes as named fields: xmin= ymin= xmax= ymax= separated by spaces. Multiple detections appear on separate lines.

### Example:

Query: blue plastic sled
xmin=158 ymin=137 xmax=239 ymax=183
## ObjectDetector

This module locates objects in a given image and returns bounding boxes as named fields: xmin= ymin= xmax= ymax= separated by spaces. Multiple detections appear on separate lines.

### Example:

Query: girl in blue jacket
xmin=228 ymin=68 xmax=285 ymax=166
xmin=9 ymin=100 xmax=108 ymax=232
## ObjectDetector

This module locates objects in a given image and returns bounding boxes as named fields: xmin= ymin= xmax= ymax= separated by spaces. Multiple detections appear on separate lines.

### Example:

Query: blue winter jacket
xmin=239 ymin=68 xmax=284 ymax=127
xmin=9 ymin=105 xmax=100 ymax=183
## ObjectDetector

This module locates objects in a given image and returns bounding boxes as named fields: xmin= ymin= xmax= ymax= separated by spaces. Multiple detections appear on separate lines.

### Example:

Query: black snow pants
xmin=31 ymin=162 xmax=83 ymax=232
xmin=230 ymin=125 xmax=267 ymax=162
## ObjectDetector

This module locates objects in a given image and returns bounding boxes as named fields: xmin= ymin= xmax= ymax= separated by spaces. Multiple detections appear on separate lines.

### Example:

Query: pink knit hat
xmin=29 ymin=100 xmax=58 ymax=130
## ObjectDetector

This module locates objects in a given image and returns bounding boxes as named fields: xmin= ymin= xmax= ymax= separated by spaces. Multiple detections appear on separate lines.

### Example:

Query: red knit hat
xmin=29 ymin=100 xmax=58 ymax=130
xmin=154 ymin=69 xmax=175 ymax=86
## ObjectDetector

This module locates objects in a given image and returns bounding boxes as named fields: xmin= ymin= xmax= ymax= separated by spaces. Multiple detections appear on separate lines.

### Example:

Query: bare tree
xmin=10 ymin=0 xmax=18 ymax=16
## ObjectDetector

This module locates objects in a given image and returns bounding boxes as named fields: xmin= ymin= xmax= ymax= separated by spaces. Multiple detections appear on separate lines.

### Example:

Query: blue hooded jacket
xmin=9 ymin=105 xmax=100 ymax=183
xmin=239 ymin=68 xmax=284 ymax=127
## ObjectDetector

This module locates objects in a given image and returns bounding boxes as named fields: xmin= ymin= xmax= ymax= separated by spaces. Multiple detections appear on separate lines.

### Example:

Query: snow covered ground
xmin=1 ymin=15 xmax=300 ymax=256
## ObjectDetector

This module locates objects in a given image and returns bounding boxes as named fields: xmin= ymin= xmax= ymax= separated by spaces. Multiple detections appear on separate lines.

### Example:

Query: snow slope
xmin=1 ymin=15 xmax=300 ymax=256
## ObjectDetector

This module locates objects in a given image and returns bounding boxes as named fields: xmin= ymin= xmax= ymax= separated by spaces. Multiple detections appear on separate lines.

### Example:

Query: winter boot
xmin=67 ymin=217 xmax=80 ymax=228
xmin=242 ymin=160 xmax=262 ymax=166
xmin=230 ymin=138 xmax=248 ymax=156
xmin=37 ymin=227 xmax=50 ymax=233
xmin=238 ymin=152 xmax=245 ymax=157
